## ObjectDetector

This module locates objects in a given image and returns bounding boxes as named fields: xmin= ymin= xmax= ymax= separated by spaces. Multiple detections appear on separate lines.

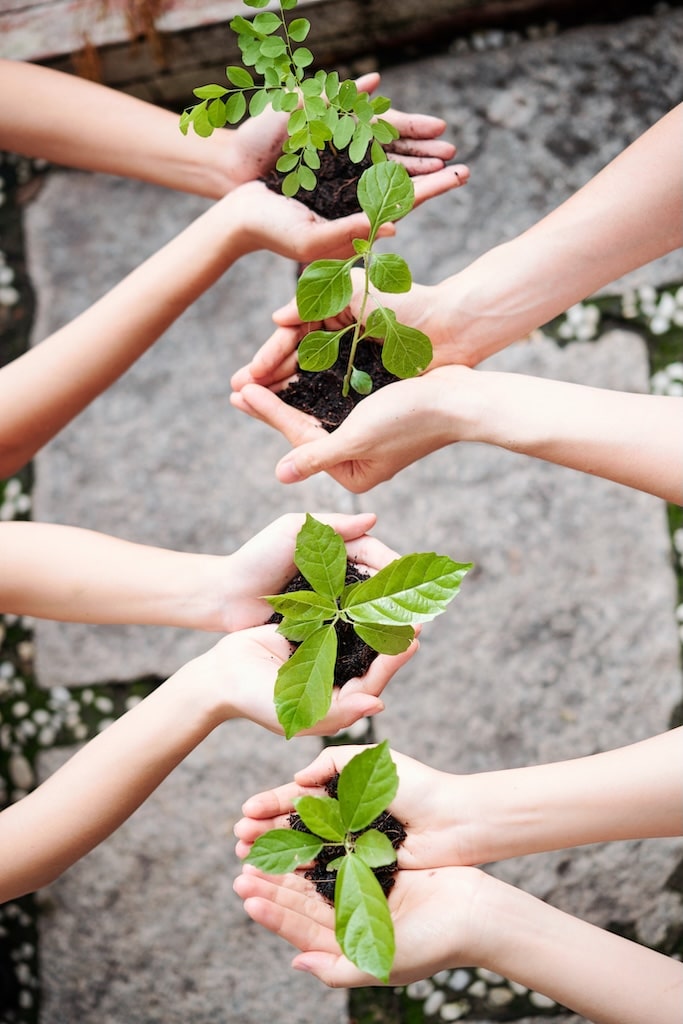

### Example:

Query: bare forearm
xmin=0 ymin=522 xmax=227 ymax=629
xmin=466 ymin=371 xmax=683 ymax=504
xmin=473 ymin=872 xmax=683 ymax=1024
xmin=462 ymin=729 xmax=683 ymax=865
xmin=0 ymin=654 xmax=228 ymax=902
xmin=0 ymin=194 xmax=248 ymax=476
xmin=440 ymin=104 xmax=683 ymax=364
xmin=0 ymin=59 xmax=235 ymax=198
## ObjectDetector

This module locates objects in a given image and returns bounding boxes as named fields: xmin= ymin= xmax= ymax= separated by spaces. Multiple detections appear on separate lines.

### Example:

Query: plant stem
xmin=342 ymin=261 xmax=372 ymax=397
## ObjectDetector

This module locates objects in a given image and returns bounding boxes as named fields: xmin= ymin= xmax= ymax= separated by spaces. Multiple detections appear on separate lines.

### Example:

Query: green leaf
xmin=282 ymin=171 xmax=301 ymax=197
xmin=230 ymin=14 xmax=259 ymax=35
xmin=354 ymin=829 xmax=398 ymax=869
xmin=297 ymin=329 xmax=343 ymax=372
xmin=343 ymin=553 xmax=473 ymax=626
xmin=372 ymin=118 xmax=400 ymax=145
xmin=348 ymin=122 xmax=373 ymax=163
xmin=294 ymin=514 xmax=347 ymax=601
xmin=303 ymin=148 xmax=321 ymax=169
xmin=352 ymin=621 xmax=414 ymax=655
xmin=335 ymin=855 xmax=395 ymax=982
xmin=249 ymin=89 xmax=271 ymax=116
xmin=252 ymin=11 xmax=282 ymax=33
xmin=193 ymin=83 xmax=228 ymax=99
xmin=260 ymin=36 xmax=287 ymax=57
xmin=308 ymin=118 xmax=333 ymax=148
xmin=276 ymin=615 xmax=329 ymax=643
xmin=301 ymin=77 xmax=323 ymax=98
xmin=371 ymin=95 xmax=392 ymax=115
xmin=276 ymin=152 xmax=300 ymax=173
xmin=265 ymin=589 xmax=337 ymax=620
xmin=190 ymin=102 xmax=213 ymax=138
xmin=280 ymin=91 xmax=300 ymax=113
xmin=225 ymin=92 xmax=247 ymax=124
xmin=298 ymin=165 xmax=317 ymax=191
xmin=368 ymin=253 xmax=412 ymax=294
xmin=351 ymin=96 xmax=375 ymax=124
xmin=332 ymin=113 xmax=355 ymax=150
xmin=337 ymin=741 xmax=398 ymax=833
xmin=243 ymin=0 xmax=270 ymax=7
xmin=352 ymin=238 xmax=371 ymax=256
xmin=357 ymin=162 xmax=414 ymax=229
xmin=207 ymin=99 xmax=227 ymax=128
xmin=288 ymin=17 xmax=310 ymax=41
xmin=293 ymin=46 xmax=314 ymax=68
xmin=327 ymin=855 xmax=346 ymax=872
xmin=365 ymin=307 xmax=432 ymax=379
xmin=287 ymin=107 xmax=307 ymax=134
xmin=294 ymin=795 xmax=346 ymax=842
xmin=370 ymin=138 xmax=388 ymax=165
xmin=338 ymin=79 xmax=358 ymax=111
xmin=281 ymin=0 xmax=297 ymax=8
xmin=225 ymin=66 xmax=254 ymax=88
xmin=350 ymin=367 xmax=373 ymax=395
xmin=296 ymin=259 xmax=354 ymax=320
xmin=245 ymin=829 xmax=323 ymax=874
xmin=325 ymin=71 xmax=340 ymax=101
xmin=274 ymin=626 xmax=338 ymax=738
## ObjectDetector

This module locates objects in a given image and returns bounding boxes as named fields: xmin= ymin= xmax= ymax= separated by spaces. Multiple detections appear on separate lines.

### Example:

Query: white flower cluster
xmin=0 ymin=477 xmax=31 ymax=520
xmin=556 ymin=302 xmax=601 ymax=342
xmin=623 ymin=285 xmax=683 ymax=336
xmin=650 ymin=361 xmax=683 ymax=397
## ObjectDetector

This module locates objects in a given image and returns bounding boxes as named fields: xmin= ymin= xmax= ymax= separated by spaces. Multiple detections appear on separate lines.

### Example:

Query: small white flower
xmin=650 ymin=315 xmax=671 ymax=336
xmin=0 ymin=266 xmax=13 ymax=286
xmin=0 ymin=285 xmax=19 ymax=307
xmin=667 ymin=362 xmax=683 ymax=380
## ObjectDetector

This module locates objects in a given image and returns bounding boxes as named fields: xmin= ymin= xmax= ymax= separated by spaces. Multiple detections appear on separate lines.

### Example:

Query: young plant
xmin=180 ymin=0 xmax=399 ymax=196
xmin=266 ymin=514 xmax=472 ymax=738
xmin=245 ymin=740 xmax=400 ymax=981
xmin=295 ymin=159 xmax=432 ymax=396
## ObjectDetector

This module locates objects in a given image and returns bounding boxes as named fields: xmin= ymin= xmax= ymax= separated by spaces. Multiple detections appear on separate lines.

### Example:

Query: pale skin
xmin=233 ymin=731 xmax=683 ymax=1021
xmin=0 ymin=631 xmax=417 ymax=906
xmin=230 ymin=103 xmax=683 ymax=498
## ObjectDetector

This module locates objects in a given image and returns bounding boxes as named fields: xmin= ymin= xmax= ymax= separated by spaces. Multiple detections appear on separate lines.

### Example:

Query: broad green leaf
xmin=293 ymin=46 xmax=314 ymax=68
xmin=265 ymin=589 xmax=337 ymax=620
xmin=343 ymin=553 xmax=473 ymax=626
xmin=245 ymin=829 xmax=323 ymax=874
xmin=260 ymin=36 xmax=287 ymax=57
xmin=287 ymin=107 xmax=307 ymax=134
xmin=225 ymin=66 xmax=254 ymax=88
xmin=294 ymin=795 xmax=346 ymax=842
xmin=335 ymin=855 xmax=395 ymax=982
xmin=274 ymin=626 xmax=337 ymax=738
xmin=296 ymin=260 xmax=354 ymax=320
xmin=276 ymin=615 xmax=329 ymax=643
xmin=294 ymin=514 xmax=347 ymax=601
xmin=193 ymin=83 xmax=228 ymax=99
xmin=365 ymin=307 xmax=432 ymax=379
xmin=301 ymin=77 xmax=323 ymax=98
xmin=337 ymin=741 xmax=398 ymax=833
xmin=297 ymin=329 xmax=343 ymax=372
xmin=288 ymin=17 xmax=310 ymax=41
xmin=332 ymin=113 xmax=355 ymax=150
xmin=350 ymin=367 xmax=372 ymax=395
xmin=303 ymin=148 xmax=321 ymax=169
xmin=354 ymin=829 xmax=398 ymax=869
xmin=282 ymin=171 xmax=300 ymax=197
xmin=357 ymin=162 xmax=414 ymax=229
xmin=249 ymin=89 xmax=271 ymax=116
xmin=348 ymin=122 xmax=373 ymax=163
xmin=276 ymin=152 xmax=300 ymax=173
xmin=225 ymin=92 xmax=247 ymax=123
xmin=325 ymin=71 xmax=340 ymax=100
xmin=352 ymin=621 xmax=414 ymax=655
xmin=338 ymin=79 xmax=358 ymax=111
xmin=299 ymin=165 xmax=317 ymax=191
xmin=368 ymin=253 xmax=412 ymax=294
xmin=207 ymin=99 xmax=227 ymax=128
xmin=252 ymin=11 xmax=281 ymax=33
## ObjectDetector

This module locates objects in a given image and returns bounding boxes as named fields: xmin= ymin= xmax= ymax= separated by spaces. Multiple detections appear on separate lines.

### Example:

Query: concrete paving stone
xmin=23 ymin=6 xmax=683 ymax=1022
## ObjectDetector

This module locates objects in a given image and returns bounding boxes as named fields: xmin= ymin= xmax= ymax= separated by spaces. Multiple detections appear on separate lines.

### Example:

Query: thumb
xmin=276 ymin=434 xmax=345 ymax=484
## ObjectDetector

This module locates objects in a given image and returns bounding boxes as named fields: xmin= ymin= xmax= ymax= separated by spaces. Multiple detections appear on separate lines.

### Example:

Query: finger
xmin=292 ymin=950 xmax=377 ymax=988
xmin=341 ymin=639 xmax=419 ymax=701
xmin=293 ymin=745 xmax=367 ymax=787
xmin=308 ymin=511 xmax=377 ymax=541
xmin=271 ymin=296 xmax=301 ymax=327
xmin=411 ymin=164 xmax=470 ymax=208
xmin=239 ymin=780 xmax=319 ymax=820
xmin=343 ymin=533 xmax=400 ymax=571
xmin=230 ymin=326 xmax=304 ymax=389
xmin=237 ymin=384 xmax=326 ymax=446
xmin=352 ymin=71 xmax=381 ymax=96
xmin=387 ymin=136 xmax=456 ymax=162
xmin=382 ymin=109 xmax=448 ymax=140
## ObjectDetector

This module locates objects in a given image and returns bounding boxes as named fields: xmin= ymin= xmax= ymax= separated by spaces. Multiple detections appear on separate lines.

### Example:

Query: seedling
xmin=245 ymin=740 xmax=401 ymax=981
xmin=295 ymin=159 xmax=433 ymax=396
xmin=180 ymin=0 xmax=399 ymax=196
xmin=265 ymin=514 xmax=472 ymax=738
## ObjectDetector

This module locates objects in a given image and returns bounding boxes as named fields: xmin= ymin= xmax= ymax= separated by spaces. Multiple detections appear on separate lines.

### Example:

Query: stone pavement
xmin=21 ymin=7 xmax=683 ymax=1023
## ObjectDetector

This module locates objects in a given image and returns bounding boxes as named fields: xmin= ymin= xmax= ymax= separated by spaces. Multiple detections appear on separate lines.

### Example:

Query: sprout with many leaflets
xmin=180 ymin=0 xmax=399 ymax=196
xmin=245 ymin=740 xmax=401 ymax=981
xmin=265 ymin=515 xmax=472 ymax=738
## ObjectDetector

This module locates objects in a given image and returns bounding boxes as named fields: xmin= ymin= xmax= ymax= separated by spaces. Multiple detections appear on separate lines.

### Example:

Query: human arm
xmin=0 ymin=623 xmax=415 ymax=904
xmin=234 ymin=864 xmax=683 ymax=1023
xmin=230 ymin=363 xmax=683 ymax=501
xmin=0 ymin=61 xmax=463 ymax=199
xmin=0 ymin=511 xmax=396 ymax=630
xmin=235 ymin=729 xmax=683 ymax=867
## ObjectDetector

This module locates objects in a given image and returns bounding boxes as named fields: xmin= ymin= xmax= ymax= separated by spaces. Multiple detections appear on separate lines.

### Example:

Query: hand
xmin=219 ymin=511 xmax=400 ymax=631
xmin=230 ymin=365 xmax=475 ymax=493
xmin=234 ymin=744 xmax=471 ymax=867
xmin=233 ymin=863 xmax=486 ymax=987
xmin=210 ymin=627 xmax=418 ymax=737
xmin=226 ymin=71 xmax=467 ymax=189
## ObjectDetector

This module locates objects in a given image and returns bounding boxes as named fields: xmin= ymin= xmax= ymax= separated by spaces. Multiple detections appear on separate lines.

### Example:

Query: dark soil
xmin=262 ymin=145 xmax=373 ymax=219
xmin=268 ymin=560 xmax=378 ymax=686
xmin=279 ymin=329 xmax=400 ymax=431
xmin=289 ymin=772 xmax=406 ymax=904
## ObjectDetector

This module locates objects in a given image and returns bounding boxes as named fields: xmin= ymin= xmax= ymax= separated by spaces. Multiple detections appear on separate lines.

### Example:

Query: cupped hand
xmin=230 ymin=366 xmax=473 ymax=493
xmin=233 ymin=863 xmax=487 ymax=987
xmin=220 ymin=511 xmax=400 ymax=631
xmin=234 ymin=744 xmax=471 ymax=868
xmin=211 ymin=625 xmax=418 ymax=737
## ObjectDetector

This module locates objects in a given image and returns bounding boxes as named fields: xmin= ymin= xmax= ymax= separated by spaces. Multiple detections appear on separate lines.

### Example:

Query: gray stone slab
xmin=23 ymin=7 xmax=683 ymax=1023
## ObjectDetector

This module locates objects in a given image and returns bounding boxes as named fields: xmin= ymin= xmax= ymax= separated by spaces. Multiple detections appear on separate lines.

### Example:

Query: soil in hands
xmin=290 ymin=772 xmax=406 ymax=903
xmin=262 ymin=145 xmax=373 ymax=218
xmin=269 ymin=561 xmax=378 ymax=686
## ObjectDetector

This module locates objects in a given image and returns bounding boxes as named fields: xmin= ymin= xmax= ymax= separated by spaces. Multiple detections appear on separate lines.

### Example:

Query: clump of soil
xmin=262 ymin=145 xmax=373 ymax=219
xmin=268 ymin=561 xmax=378 ymax=686
xmin=289 ymin=772 xmax=406 ymax=904
xmin=279 ymin=330 xmax=400 ymax=432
